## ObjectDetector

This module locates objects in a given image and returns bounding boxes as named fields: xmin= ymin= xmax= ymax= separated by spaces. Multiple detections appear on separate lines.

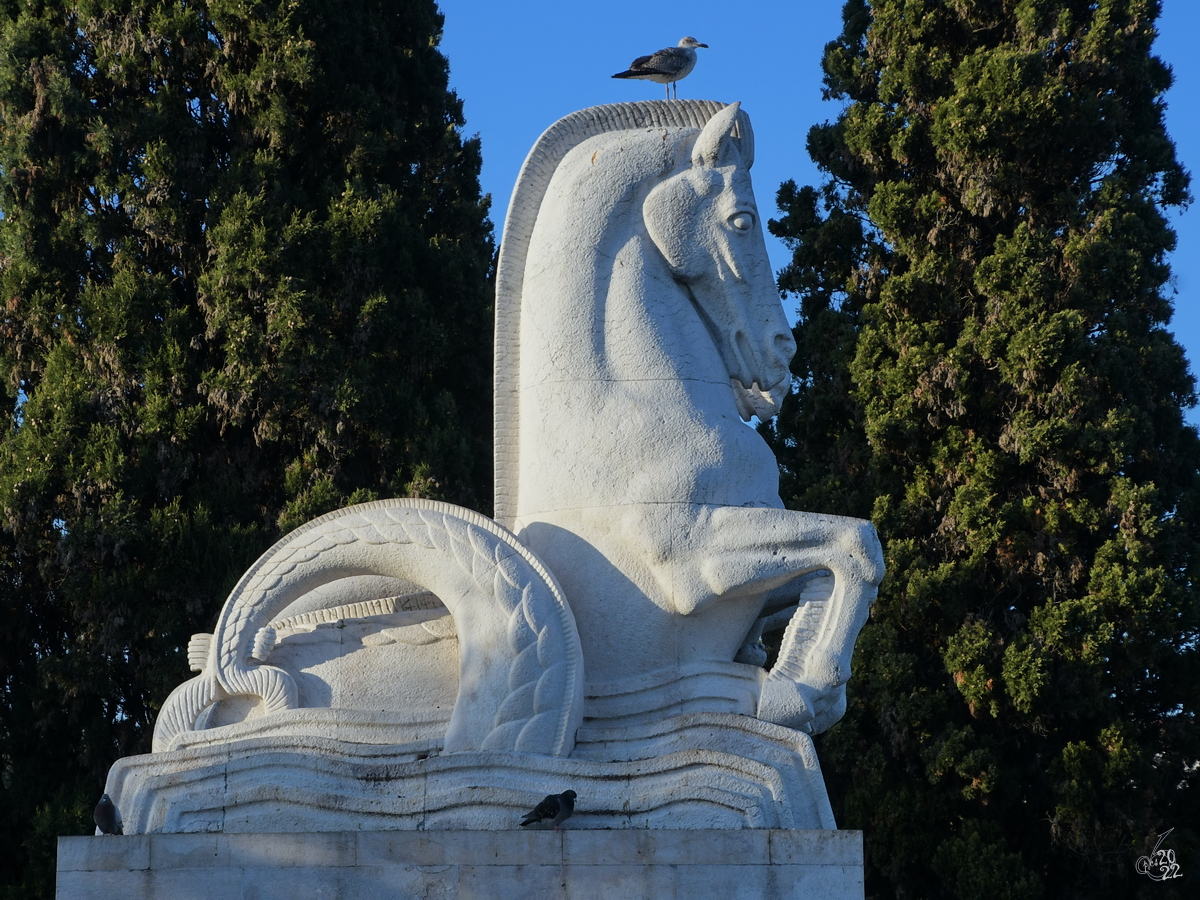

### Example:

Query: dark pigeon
xmin=94 ymin=793 xmax=123 ymax=835
xmin=519 ymin=790 xmax=576 ymax=831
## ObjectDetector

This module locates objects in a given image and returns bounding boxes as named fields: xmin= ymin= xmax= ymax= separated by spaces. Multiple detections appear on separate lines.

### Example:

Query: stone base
xmin=58 ymin=829 xmax=863 ymax=899
xmin=107 ymin=714 xmax=836 ymax=833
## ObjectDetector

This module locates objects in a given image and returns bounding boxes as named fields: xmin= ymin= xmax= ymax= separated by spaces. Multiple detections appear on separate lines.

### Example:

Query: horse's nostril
xmin=775 ymin=331 xmax=797 ymax=363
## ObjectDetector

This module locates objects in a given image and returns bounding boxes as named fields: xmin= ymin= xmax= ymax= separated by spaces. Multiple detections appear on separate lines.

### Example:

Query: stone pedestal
xmin=58 ymin=829 xmax=863 ymax=899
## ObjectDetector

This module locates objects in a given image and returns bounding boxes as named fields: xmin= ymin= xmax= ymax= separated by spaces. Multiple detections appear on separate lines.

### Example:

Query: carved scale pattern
xmin=153 ymin=499 xmax=582 ymax=756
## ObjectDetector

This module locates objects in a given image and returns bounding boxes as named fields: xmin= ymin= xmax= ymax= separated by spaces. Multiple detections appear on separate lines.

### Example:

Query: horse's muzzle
xmin=731 ymin=376 xmax=789 ymax=421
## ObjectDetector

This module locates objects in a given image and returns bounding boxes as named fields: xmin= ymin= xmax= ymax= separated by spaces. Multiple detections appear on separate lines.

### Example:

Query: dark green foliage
xmin=767 ymin=1 xmax=1200 ymax=897
xmin=0 ymin=0 xmax=493 ymax=894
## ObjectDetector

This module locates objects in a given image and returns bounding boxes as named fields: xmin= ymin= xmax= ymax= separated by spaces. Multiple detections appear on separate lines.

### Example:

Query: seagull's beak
xmin=698 ymin=42 xmax=709 ymax=48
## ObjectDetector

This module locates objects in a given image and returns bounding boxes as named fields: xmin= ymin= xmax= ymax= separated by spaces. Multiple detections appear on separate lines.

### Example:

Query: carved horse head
xmin=643 ymin=103 xmax=796 ymax=420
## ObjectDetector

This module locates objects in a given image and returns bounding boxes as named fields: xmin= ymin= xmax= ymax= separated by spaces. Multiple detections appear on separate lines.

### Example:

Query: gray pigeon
xmin=612 ymin=37 xmax=708 ymax=99
xmin=519 ymin=790 xmax=576 ymax=830
xmin=93 ymin=793 xmax=123 ymax=835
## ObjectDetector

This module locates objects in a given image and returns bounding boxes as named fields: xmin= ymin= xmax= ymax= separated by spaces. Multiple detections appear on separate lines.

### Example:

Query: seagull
xmin=94 ymin=793 xmax=123 ymax=835
xmin=519 ymin=790 xmax=576 ymax=831
xmin=613 ymin=37 xmax=708 ymax=98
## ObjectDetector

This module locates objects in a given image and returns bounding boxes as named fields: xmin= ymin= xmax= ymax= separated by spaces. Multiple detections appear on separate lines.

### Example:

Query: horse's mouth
xmin=730 ymin=377 xmax=789 ymax=421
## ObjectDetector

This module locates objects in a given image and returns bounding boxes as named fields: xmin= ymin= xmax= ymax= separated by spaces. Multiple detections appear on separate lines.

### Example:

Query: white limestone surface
xmin=153 ymin=499 xmax=583 ymax=758
xmin=58 ymin=829 xmax=864 ymax=900
xmin=91 ymin=102 xmax=884 ymax=844
xmin=494 ymin=99 xmax=885 ymax=732
xmin=104 ymin=713 xmax=834 ymax=835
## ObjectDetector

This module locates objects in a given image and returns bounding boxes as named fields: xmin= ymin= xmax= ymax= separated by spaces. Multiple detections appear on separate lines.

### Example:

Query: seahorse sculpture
xmin=122 ymin=101 xmax=883 ymax=836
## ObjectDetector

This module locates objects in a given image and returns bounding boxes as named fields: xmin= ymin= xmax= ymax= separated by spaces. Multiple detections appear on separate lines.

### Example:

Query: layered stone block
xmin=58 ymin=829 xmax=863 ymax=900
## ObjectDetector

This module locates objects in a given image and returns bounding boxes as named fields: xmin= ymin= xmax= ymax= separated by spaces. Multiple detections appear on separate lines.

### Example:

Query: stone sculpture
xmin=102 ymin=100 xmax=884 ymax=835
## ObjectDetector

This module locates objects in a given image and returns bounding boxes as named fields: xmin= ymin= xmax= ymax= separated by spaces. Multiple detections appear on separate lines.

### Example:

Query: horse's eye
xmin=729 ymin=212 xmax=755 ymax=232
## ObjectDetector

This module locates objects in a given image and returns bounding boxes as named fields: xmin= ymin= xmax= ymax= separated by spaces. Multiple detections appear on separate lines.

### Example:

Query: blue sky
xmin=440 ymin=0 xmax=1200 ymax=421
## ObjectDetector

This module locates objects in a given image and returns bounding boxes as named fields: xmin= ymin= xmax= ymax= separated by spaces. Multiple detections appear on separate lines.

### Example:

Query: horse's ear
xmin=691 ymin=102 xmax=748 ymax=169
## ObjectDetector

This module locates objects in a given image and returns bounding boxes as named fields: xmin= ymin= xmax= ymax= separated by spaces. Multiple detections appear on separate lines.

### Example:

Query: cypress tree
xmin=767 ymin=1 xmax=1200 ymax=897
xmin=0 ymin=1 xmax=493 ymax=895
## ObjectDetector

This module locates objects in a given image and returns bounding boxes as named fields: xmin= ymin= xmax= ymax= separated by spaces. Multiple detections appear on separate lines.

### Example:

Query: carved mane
xmin=492 ymin=100 xmax=753 ymax=527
